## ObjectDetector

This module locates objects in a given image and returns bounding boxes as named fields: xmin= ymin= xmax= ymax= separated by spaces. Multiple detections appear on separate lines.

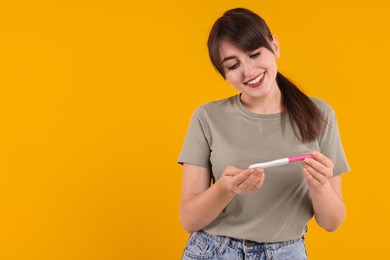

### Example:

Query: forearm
xmin=311 ymin=182 xmax=346 ymax=232
xmin=180 ymin=180 xmax=235 ymax=233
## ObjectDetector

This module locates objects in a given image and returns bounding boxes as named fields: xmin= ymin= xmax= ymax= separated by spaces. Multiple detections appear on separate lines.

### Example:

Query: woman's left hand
xmin=301 ymin=151 xmax=334 ymax=191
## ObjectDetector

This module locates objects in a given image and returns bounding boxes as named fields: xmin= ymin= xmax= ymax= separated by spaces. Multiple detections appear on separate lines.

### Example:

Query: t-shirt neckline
xmin=235 ymin=94 xmax=282 ymax=119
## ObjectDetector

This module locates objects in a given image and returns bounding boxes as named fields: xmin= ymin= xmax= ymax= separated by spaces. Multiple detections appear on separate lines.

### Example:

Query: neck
xmin=240 ymin=85 xmax=283 ymax=114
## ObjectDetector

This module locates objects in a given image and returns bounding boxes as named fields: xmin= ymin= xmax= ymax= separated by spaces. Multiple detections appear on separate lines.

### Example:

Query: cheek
xmin=225 ymin=72 xmax=241 ymax=85
xmin=225 ymin=77 xmax=237 ymax=87
xmin=264 ymin=57 xmax=278 ymax=70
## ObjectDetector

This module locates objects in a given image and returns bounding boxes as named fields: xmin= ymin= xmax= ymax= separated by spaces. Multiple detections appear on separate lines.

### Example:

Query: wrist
xmin=310 ymin=180 xmax=332 ymax=195
xmin=215 ymin=178 xmax=236 ymax=197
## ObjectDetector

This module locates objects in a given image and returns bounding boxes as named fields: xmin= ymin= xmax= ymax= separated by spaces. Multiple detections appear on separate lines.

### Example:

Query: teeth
xmin=247 ymin=72 xmax=265 ymax=85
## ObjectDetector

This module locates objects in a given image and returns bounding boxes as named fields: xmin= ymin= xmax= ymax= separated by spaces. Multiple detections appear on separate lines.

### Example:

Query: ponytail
xmin=277 ymin=72 xmax=324 ymax=143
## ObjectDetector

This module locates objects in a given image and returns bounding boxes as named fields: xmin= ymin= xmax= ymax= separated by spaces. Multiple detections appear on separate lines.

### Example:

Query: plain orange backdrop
xmin=1 ymin=0 xmax=389 ymax=259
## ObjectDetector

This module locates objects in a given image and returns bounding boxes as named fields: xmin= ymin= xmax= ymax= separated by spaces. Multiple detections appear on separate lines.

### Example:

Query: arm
xmin=302 ymin=151 xmax=346 ymax=232
xmin=179 ymin=163 xmax=264 ymax=233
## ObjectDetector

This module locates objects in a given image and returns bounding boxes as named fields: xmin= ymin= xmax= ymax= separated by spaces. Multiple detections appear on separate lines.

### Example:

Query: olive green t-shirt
xmin=178 ymin=94 xmax=350 ymax=243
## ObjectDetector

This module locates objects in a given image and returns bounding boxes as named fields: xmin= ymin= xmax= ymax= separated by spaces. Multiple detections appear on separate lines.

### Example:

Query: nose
xmin=242 ymin=60 xmax=256 ymax=78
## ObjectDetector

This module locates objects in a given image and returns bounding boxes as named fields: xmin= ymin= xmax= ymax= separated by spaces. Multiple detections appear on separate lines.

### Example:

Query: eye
xmin=228 ymin=62 xmax=240 ymax=70
xmin=250 ymin=52 xmax=261 ymax=58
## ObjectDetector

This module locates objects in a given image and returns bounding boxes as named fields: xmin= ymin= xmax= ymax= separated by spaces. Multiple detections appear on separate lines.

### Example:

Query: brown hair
xmin=207 ymin=8 xmax=324 ymax=143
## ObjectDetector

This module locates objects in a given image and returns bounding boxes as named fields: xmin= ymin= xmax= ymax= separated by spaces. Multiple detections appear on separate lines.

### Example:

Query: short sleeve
xmin=318 ymin=106 xmax=350 ymax=176
xmin=177 ymin=106 xmax=212 ymax=169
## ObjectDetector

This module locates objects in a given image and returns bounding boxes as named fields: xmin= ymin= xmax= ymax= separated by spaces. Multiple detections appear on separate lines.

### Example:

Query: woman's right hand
xmin=180 ymin=164 xmax=265 ymax=232
xmin=219 ymin=166 xmax=265 ymax=195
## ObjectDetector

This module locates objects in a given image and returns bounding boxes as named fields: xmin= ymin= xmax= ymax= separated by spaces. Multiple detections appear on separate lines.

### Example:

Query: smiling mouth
xmin=244 ymin=71 xmax=266 ymax=88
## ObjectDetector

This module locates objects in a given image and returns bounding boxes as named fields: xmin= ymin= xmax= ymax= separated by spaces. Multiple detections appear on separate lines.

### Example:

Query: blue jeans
xmin=182 ymin=230 xmax=307 ymax=260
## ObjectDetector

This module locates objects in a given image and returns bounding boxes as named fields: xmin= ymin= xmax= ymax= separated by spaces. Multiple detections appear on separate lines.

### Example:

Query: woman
xmin=178 ymin=7 xmax=349 ymax=260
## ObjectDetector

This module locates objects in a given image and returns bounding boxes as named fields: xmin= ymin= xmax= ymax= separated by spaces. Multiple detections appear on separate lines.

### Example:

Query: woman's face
xmin=220 ymin=37 xmax=280 ymax=100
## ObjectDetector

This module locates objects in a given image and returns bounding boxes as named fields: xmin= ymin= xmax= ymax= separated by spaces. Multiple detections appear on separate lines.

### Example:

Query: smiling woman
xmin=177 ymin=7 xmax=350 ymax=260
xmin=207 ymin=9 xmax=323 ymax=141
xmin=220 ymin=41 xmax=279 ymax=104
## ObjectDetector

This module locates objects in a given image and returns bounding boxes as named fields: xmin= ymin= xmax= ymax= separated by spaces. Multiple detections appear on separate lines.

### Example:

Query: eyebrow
xmin=222 ymin=56 xmax=237 ymax=64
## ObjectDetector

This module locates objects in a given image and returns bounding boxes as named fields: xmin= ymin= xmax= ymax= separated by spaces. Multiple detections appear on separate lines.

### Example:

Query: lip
xmin=244 ymin=72 xmax=266 ymax=88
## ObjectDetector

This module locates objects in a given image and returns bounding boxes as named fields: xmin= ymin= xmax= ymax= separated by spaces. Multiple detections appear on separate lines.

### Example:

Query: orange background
xmin=1 ymin=0 xmax=389 ymax=259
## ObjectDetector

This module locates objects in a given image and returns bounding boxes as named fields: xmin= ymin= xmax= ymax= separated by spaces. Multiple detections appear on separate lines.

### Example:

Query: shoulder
xmin=309 ymin=96 xmax=335 ymax=115
xmin=201 ymin=95 xmax=237 ymax=109
xmin=196 ymin=95 xmax=238 ymax=116
xmin=309 ymin=97 xmax=338 ymax=126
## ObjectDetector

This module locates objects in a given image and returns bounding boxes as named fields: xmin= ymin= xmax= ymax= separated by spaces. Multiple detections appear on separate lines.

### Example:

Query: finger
xmin=236 ymin=169 xmax=263 ymax=192
xmin=303 ymin=168 xmax=319 ymax=186
xmin=237 ymin=175 xmax=257 ymax=191
xmin=312 ymin=151 xmax=334 ymax=169
xmin=303 ymin=163 xmax=328 ymax=184
xmin=224 ymin=166 xmax=242 ymax=176
xmin=234 ymin=168 xmax=255 ymax=185
xmin=302 ymin=157 xmax=329 ymax=177
xmin=255 ymin=172 xmax=265 ymax=189
xmin=236 ymin=168 xmax=260 ymax=186
xmin=250 ymin=169 xmax=265 ymax=189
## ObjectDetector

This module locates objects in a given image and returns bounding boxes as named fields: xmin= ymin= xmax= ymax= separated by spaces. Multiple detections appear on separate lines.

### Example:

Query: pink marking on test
xmin=288 ymin=154 xmax=313 ymax=163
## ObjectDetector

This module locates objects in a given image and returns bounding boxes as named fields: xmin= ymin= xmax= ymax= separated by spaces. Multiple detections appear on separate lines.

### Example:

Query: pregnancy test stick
xmin=248 ymin=154 xmax=313 ymax=169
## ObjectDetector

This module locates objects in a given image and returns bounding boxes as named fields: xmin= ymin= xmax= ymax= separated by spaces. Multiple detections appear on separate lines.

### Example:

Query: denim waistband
xmin=196 ymin=230 xmax=303 ymax=251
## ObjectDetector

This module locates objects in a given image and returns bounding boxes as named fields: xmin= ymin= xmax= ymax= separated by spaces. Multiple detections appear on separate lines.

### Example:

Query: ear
xmin=271 ymin=35 xmax=280 ymax=58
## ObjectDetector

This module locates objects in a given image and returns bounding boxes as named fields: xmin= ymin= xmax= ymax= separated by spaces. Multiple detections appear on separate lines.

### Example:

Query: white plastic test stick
xmin=248 ymin=154 xmax=313 ymax=169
